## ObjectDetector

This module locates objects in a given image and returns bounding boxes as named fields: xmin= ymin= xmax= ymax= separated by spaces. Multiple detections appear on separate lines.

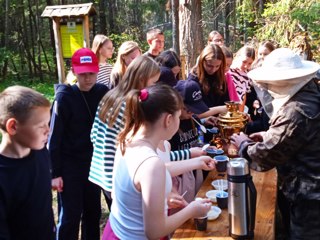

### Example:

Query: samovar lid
xmin=218 ymin=101 xmax=248 ymax=122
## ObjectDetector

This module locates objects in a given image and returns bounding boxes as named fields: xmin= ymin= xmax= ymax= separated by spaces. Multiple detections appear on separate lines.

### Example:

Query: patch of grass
xmin=0 ymin=78 xmax=56 ymax=102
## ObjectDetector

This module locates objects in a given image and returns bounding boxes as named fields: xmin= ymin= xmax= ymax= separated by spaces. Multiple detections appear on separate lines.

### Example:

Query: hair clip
xmin=139 ymin=89 xmax=148 ymax=102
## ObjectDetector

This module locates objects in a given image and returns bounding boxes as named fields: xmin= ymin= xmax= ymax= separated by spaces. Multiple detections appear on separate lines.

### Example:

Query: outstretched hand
xmin=203 ymin=116 xmax=218 ymax=126
xmin=189 ymin=198 xmax=212 ymax=218
xmin=190 ymin=147 xmax=206 ymax=158
xmin=249 ymin=131 xmax=266 ymax=142
xmin=230 ymin=132 xmax=250 ymax=148
xmin=198 ymin=156 xmax=216 ymax=171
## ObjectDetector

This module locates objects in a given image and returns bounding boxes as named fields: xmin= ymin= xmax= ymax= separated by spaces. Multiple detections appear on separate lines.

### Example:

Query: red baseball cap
xmin=71 ymin=48 xmax=99 ymax=74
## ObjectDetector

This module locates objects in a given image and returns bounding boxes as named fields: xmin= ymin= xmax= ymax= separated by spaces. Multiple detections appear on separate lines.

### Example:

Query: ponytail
xmin=118 ymin=84 xmax=183 ymax=154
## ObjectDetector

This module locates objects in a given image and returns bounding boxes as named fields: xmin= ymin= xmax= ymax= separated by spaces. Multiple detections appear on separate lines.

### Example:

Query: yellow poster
xmin=60 ymin=22 xmax=84 ymax=58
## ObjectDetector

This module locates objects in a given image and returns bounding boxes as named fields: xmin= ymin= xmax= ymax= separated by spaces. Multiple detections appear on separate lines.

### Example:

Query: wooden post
xmin=83 ymin=15 xmax=90 ymax=48
xmin=52 ymin=17 xmax=66 ymax=83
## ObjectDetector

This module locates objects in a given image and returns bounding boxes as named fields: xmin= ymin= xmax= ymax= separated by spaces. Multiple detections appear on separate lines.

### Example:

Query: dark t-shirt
xmin=170 ymin=119 xmax=198 ymax=151
xmin=0 ymin=148 xmax=55 ymax=239
xmin=187 ymin=73 xmax=229 ymax=108
xmin=143 ymin=51 xmax=158 ymax=59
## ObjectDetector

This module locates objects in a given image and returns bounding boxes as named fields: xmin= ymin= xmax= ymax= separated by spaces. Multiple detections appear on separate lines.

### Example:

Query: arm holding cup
xmin=139 ymin=157 xmax=211 ymax=239
xmin=165 ymin=155 xmax=216 ymax=177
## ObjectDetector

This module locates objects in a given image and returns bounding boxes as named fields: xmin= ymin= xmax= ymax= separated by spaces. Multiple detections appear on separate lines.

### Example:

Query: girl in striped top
xmin=229 ymin=45 xmax=256 ymax=111
xmin=92 ymin=34 xmax=114 ymax=89
xmin=89 ymin=55 xmax=160 ymax=210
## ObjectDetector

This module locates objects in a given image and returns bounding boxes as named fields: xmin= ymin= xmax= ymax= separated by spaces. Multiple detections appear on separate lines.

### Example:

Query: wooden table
xmin=171 ymin=168 xmax=277 ymax=240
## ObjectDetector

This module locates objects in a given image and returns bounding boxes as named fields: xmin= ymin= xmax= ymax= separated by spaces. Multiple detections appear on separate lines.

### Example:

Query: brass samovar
xmin=217 ymin=101 xmax=249 ymax=140
xmin=215 ymin=101 xmax=249 ymax=156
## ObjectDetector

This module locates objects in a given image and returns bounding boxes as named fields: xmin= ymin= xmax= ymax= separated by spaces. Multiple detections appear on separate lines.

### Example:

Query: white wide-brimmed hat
xmin=248 ymin=48 xmax=320 ymax=82
xmin=249 ymin=48 xmax=320 ymax=118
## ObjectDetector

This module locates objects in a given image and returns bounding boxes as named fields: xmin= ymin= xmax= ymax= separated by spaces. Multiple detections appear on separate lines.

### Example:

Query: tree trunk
xmin=108 ymin=0 xmax=117 ymax=34
xmin=213 ymin=0 xmax=219 ymax=31
xmin=224 ymin=0 xmax=231 ymax=46
xmin=46 ymin=0 xmax=58 ymax=79
xmin=37 ymin=0 xmax=44 ymax=81
xmin=1 ymin=0 xmax=9 ymax=80
xmin=179 ymin=0 xmax=203 ymax=73
xmin=99 ymin=0 xmax=107 ymax=34
xmin=132 ymin=0 xmax=142 ymax=30
xmin=171 ymin=0 xmax=179 ymax=55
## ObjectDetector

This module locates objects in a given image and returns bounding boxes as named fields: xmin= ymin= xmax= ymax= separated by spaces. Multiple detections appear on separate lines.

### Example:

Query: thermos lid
xmin=227 ymin=158 xmax=249 ymax=176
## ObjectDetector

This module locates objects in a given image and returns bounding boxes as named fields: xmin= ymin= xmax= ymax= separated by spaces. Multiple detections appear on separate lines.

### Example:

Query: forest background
xmin=0 ymin=0 xmax=319 ymax=87
xmin=0 ymin=1 xmax=318 ymax=237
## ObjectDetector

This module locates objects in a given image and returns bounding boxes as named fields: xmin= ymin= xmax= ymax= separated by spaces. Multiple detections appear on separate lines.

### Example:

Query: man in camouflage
xmin=231 ymin=48 xmax=320 ymax=239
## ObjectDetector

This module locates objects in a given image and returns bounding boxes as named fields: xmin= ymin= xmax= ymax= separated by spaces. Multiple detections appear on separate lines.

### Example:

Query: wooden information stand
xmin=41 ymin=3 xmax=96 ymax=83
xmin=172 ymin=168 xmax=277 ymax=240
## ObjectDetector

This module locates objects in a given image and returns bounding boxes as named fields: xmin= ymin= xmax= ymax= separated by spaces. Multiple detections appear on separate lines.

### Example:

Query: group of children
xmin=2 ymin=27 xmax=312 ymax=240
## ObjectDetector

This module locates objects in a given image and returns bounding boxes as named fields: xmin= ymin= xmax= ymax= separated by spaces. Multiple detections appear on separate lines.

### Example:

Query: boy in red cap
xmin=48 ymin=48 xmax=109 ymax=240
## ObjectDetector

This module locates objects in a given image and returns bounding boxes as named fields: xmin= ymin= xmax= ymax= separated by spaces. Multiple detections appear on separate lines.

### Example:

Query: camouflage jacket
xmin=239 ymin=79 xmax=320 ymax=202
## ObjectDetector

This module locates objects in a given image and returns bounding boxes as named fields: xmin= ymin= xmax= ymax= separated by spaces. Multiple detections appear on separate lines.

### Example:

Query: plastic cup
xmin=206 ymin=148 xmax=224 ymax=158
xmin=206 ymin=148 xmax=217 ymax=158
xmin=194 ymin=216 xmax=208 ymax=231
xmin=216 ymin=191 xmax=228 ymax=209
xmin=214 ymin=155 xmax=229 ymax=172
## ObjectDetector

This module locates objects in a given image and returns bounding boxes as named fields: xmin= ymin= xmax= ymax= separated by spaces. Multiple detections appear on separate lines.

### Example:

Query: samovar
xmin=215 ymin=101 xmax=249 ymax=156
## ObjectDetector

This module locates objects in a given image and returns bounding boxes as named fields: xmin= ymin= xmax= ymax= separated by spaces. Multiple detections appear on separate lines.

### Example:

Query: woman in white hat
xmin=231 ymin=48 xmax=320 ymax=239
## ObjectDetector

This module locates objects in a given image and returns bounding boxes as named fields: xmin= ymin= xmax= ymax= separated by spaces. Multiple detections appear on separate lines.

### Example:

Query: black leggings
xmin=102 ymin=189 xmax=112 ymax=211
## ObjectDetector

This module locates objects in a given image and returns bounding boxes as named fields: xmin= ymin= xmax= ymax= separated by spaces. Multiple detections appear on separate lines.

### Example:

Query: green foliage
xmin=0 ymin=77 xmax=55 ymax=102
xmin=256 ymin=1 xmax=319 ymax=57
xmin=108 ymin=27 xmax=149 ymax=63
xmin=238 ymin=0 xmax=320 ymax=61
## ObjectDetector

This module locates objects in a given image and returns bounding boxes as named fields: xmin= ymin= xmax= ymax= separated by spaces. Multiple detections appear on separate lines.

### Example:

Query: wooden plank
xmin=171 ymin=168 xmax=277 ymax=240
xmin=83 ymin=15 xmax=90 ymax=48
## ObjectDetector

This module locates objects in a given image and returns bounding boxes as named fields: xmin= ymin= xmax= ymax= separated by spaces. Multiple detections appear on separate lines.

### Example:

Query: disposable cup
xmin=214 ymin=155 xmax=229 ymax=172
xmin=194 ymin=216 xmax=208 ymax=231
xmin=216 ymin=191 xmax=228 ymax=209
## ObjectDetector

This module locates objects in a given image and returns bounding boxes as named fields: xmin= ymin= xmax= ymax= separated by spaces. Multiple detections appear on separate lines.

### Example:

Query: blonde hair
xmin=91 ymin=34 xmax=111 ymax=61
xmin=99 ymin=55 xmax=160 ymax=126
xmin=111 ymin=41 xmax=141 ymax=85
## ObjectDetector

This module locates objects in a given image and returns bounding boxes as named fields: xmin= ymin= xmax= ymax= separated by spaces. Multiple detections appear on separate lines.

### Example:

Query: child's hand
xmin=189 ymin=198 xmax=212 ymax=218
xmin=198 ymin=156 xmax=216 ymax=171
xmin=190 ymin=147 xmax=206 ymax=158
xmin=203 ymin=116 xmax=218 ymax=126
xmin=167 ymin=191 xmax=188 ymax=209
xmin=52 ymin=177 xmax=63 ymax=192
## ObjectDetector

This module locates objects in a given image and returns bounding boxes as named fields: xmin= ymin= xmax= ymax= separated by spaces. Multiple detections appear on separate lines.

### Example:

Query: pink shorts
xmin=102 ymin=220 xmax=120 ymax=240
xmin=102 ymin=219 xmax=169 ymax=240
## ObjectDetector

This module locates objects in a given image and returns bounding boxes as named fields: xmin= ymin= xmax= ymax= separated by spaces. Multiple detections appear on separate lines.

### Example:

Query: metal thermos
xmin=227 ymin=158 xmax=257 ymax=239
